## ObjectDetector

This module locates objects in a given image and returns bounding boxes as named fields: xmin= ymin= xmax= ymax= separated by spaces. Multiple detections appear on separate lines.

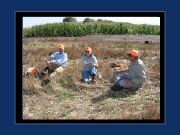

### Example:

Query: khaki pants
xmin=50 ymin=67 xmax=64 ymax=77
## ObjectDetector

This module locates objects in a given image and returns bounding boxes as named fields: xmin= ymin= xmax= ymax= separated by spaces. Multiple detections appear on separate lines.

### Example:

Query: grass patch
xmin=58 ymin=78 xmax=77 ymax=89
xmin=55 ymin=91 xmax=76 ymax=100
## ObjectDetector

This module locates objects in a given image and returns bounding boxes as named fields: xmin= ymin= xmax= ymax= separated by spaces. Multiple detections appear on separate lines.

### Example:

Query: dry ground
xmin=23 ymin=35 xmax=160 ymax=120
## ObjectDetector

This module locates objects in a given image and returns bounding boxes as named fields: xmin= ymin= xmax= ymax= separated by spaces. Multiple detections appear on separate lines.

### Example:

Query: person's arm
xmin=92 ymin=56 xmax=98 ymax=68
xmin=82 ymin=55 xmax=88 ymax=67
xmin=47 ymin=53 xmax=55 ymax=63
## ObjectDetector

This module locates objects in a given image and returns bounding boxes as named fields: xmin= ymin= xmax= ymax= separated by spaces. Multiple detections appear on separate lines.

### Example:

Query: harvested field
xmin=23 ymin=35 xmax=160 ymax=120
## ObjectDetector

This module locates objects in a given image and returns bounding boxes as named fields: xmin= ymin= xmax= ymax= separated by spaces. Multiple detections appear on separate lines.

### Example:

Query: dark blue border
xmin=1 ymin=0 xmax=180 ymax=134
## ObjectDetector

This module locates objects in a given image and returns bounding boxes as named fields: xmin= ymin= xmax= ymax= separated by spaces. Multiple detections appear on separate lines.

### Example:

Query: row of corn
xmin=23 ymin=22 xmax=160 ymax=37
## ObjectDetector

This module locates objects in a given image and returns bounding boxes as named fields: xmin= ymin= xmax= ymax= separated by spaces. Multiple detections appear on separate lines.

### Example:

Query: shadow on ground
xmin=91 ymin=88 xmax=138 ymax=104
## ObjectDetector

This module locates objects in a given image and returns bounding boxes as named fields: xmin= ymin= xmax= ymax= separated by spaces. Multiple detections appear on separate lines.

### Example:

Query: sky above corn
xmin=23 ymin=17 xmax=160 ymax=28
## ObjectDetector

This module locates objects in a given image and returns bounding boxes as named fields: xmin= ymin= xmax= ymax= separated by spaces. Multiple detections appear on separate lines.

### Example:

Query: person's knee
xmin=55 ymin=67 xmax=64 ymax=73
xmin=90 ymin=67 xmax=97 ymax=73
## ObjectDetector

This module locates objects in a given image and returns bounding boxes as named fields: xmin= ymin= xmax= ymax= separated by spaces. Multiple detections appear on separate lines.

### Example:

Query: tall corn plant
xmin=23 ymin=22 xmax=160 ymax=37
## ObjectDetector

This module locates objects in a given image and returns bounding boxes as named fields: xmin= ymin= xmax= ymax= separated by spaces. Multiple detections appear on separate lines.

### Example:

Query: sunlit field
xmin=23 ymin=35 xmax=160 ymax=120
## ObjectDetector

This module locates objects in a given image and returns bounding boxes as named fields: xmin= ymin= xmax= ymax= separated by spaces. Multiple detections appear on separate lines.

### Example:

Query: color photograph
xmin=19 ymin=12 xmax=163 ymax=122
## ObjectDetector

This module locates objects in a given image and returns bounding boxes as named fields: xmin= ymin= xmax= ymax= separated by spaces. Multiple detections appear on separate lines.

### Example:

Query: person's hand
xmin=85 ymin=62 xmax=92 ymax=67
xmin=47 ymin=56 xmax=53 ymax=61
xmin=89 ymin=63 xmax=94 ymax=66
xmin=47 ymin=61 xmax=51 ymax=64
xmin=86 ymin=63 xmax=91 ymax=68
xmin=85 ymin=62 xmax=90 ymax=68
xmin=47 ymin=60 xmax=54 ymax=64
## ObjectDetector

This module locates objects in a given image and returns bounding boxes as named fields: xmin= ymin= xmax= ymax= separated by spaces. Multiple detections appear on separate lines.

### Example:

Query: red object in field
xmin=31 ymin=68 xmax=39 ymax=75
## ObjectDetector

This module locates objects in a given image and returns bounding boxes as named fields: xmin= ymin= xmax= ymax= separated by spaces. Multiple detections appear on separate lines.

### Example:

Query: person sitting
xmin=82 ymin=47 xmax=98 ymax=84
xmin=111 ymin=50 xmax=146 ymax=91
xmin=110 ymin=63 xmax=126 ymax=83
xmin=46 ymin=43 xmax=68 ymax=77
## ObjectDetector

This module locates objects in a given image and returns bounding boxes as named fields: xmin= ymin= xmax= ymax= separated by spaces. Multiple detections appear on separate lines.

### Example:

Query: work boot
xmin=111 ymin=83 xmax=124 ymax=91
xmin=41 ymin=78 xmax=50 ymax=86
xmin=85 ymin=81 xmax=90 ymax=84
xmin=91 ymin=73 xmax=96 ymax=82
xmin=83 ymin=79 xmax=90 ymax=84
xmin=44 ymin=66 xmax=53 ymax=75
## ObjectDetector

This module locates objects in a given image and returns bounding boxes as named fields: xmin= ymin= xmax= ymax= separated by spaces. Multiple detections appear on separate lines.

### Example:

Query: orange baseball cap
xmin=127 ymin=50 xmax=140 ymax=57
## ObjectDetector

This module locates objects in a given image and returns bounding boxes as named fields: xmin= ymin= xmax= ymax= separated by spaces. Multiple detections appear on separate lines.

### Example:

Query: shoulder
xmin=82 ymin=54 xmax=87 ymax=58
xmin=51 ymin=52 xmax=58 ymax=57
xmin=63 ymin=52 xmax=67 ymax=56
xmin=91 ymin=55 xmax=97 ymax=59
xmin=53 ymin=52 xmax=59 ymax=55
xmin=137 ymin=59 xmax=144 ymax=65
xmin=136 ymin=59 xmax=145 ymax=68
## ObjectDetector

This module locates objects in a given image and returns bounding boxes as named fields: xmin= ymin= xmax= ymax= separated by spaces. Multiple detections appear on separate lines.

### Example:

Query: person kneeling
xmin=82 ymin=47 xmax=98 ymax=84
xmin=111 ymin=50 xmax=146 ymax=91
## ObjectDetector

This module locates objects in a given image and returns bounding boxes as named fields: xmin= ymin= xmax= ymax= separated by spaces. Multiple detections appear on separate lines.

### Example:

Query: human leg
xmin=47 ymin=62 xmax=59 ymax=74
xmin=119 ymin=79 xmax=142 ymax=89
xmin=89 ymin=67 xmax=97 ymax=81
xmin=55 ymin=67 xmax=64 ymax=73
xmin=82 ymin=70 xmax=90 ymax=83
xmin=50 ymin=67 xmax=64 ymax=77
xmin=111 ymin=83 xmax=124 ymax=91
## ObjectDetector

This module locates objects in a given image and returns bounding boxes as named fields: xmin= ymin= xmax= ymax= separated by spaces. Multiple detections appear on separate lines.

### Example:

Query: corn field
xmin=23 ymin=23 xmax=160 ymax=37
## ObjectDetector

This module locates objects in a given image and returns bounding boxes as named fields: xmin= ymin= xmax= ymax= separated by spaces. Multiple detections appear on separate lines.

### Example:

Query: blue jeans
xmin=82 ymin=67 xmax=97 ymax=82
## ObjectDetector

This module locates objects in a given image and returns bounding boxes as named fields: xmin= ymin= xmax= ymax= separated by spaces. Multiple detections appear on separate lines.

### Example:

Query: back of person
xmin=125 ymin=58 xmax=146 ymax=87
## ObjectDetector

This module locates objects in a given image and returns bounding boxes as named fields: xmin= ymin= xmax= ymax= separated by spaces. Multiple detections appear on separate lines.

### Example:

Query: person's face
xmin=58 ymin=48 xmax=64 ymax=53
xmin=85 ymin=51 xmax=91 ymax=56
xmin=128 ymin=54 xmax=136 ymax=62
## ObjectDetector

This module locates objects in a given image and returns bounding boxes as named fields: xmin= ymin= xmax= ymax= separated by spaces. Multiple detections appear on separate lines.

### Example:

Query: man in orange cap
xmin=46 ymin=43 xmax=68 ymax=76
xmin=111 ymin=50 xmax=146 ymax=91
xmin=82 ymin=47 xmax=98 ymax=84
